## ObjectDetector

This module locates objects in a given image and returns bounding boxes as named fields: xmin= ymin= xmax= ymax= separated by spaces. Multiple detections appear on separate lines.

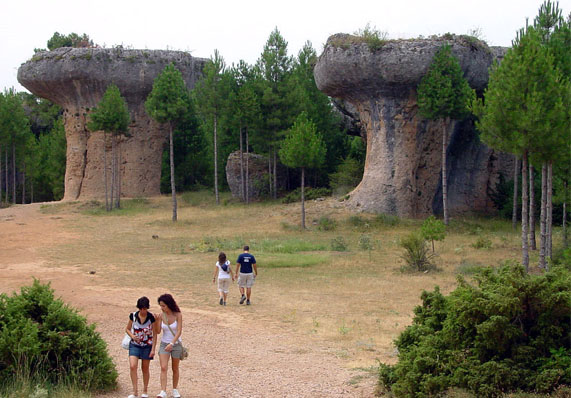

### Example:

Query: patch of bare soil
xmin=0 ymin=203 xmax=376 ymax=397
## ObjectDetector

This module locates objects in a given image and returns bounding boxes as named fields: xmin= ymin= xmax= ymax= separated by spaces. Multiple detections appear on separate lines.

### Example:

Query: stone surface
xmin=18 ymin=47 xmax=207 ymax=200
xmin=314 ymin=34 xmax=512 ymax=217
xmin=225 ymin=151 xmax=286 ymax=201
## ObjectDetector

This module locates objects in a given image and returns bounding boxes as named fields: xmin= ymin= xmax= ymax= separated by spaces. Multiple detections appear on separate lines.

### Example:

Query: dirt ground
xmin=0 ymin=203 xmax=377 ymax=398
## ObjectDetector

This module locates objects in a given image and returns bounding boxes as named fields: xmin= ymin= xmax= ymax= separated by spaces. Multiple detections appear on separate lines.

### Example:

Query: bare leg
xmin=172 ymin=357 xmax=181 ymax=389
xmin=129 ymin=356 xmax=139 ymax=396
xmin=159 ymin=353 xmax=170 ymax=392
xmin=246 ymin=287 xmax=252 ymax=300
xmin=141 ymin=359 xmax=151 ymax=395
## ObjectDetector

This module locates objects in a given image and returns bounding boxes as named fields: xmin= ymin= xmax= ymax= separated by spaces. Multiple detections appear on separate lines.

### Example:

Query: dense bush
xmin=281 ymin=187 xmax=332 ymax=204
xmin=379 ymin=264 xmax=571 ymax=397
xmin=0 ymin=280 xmax=117 ymax=392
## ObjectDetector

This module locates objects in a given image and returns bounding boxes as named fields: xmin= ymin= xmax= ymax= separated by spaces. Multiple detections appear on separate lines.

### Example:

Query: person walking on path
xmin=235 ymin=245 xmax=257 ymax=305
xmin=126 ymin=297 xmax=158 ymax=398
xmin=156 ymin=294 xmax=184 ymax=398
xmin=213 ymin=252 xmax=234 ymax=306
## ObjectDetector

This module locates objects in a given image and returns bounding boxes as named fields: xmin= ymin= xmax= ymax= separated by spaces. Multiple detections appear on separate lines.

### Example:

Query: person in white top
xmin=156 ymin=294 xmax=183 ymax=398
xmin=212 ymin=252 xmax=235 ymax=306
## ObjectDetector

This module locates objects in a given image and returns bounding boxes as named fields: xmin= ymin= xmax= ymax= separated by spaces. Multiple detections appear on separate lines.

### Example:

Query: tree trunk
xmin=110 ymin=135 xmax=115 ymax=210
xmin=12 ymin=141 xmax=16 ymax=204
xmin=5 ymin=148 xmax=8 ymax=205
xmin=103 ymin=132 xmax=109 ymax=211
xmin=512 ymin=156 xmax=519 ymax=230
xmin=239 ymin=124 xmax=245 ymax=202
xmin=169 ymin=123 xmax=177 ymax=222
xmin=246 ymin=130 xmax=250 ymax=205
xmin=0 ymin=144 xmax=3 ymax=204
xmin=521 ymin=150 xmax=529 ymax=271
xmin=214 ymin=114 xmax=219 ymax=205
xmin=268 ymin=152 xmax=273 ymax=198
xmin=116 ymin=140 xmax=122 ymax=209
xmin=31 ymin=180 xmax=34 ymax=204
xmin=442 ymin=118 xmax=450 ymax=225
xmin=22 ymin=161 xmax=26 ymax=204
xmin=564 ymin=181 xmax=568 ymax=248
xmin=539 ymin=162 xmax=547 ymax=269
xmin=301 ymin=167 xmax=305 ymax=229
xmin=529 ymin=164 xmax=536 ymax=250
xmin=546 ymin=161 xmax=553 ymax=264
xmin=273 ymin=148 xmax=277 ymax=199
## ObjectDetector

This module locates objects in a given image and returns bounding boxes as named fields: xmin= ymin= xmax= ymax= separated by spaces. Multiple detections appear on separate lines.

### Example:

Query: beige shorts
xmin=238 ymin=273 xmax=255 ymax=288
xmin=218 ymin=278 xmax=231 ymax=293
xmin=159 ymin=341 xmax=183 ymax=358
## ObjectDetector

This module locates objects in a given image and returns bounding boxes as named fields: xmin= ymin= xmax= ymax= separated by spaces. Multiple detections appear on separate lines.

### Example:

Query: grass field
xmin=37 ymin=191 xmax=538 ymax=374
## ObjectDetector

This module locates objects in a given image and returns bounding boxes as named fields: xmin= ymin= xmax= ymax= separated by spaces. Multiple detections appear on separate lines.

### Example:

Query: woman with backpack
xmin=212 ymin=252 xmax=234 ymax=306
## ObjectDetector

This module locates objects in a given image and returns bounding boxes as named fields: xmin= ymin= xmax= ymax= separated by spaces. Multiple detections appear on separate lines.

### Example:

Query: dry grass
xmin=40 ymin=193 xmax=530 ymax=370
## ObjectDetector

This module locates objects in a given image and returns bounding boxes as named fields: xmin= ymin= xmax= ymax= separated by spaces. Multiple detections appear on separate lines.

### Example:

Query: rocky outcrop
xmin=225 ymin=151 xmax=286 ymax=201
xmin=314 ymin=34 xmax=511 ymax=217
xmin=18 ymin=47 xmax=207 ymax=200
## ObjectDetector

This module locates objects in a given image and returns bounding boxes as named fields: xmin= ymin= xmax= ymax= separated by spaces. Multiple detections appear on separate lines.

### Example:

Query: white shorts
xmin=238 ymin=273 xmax=255 ymax=288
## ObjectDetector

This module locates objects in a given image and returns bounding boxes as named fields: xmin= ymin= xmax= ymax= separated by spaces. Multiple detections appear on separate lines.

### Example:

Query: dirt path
xmin=0 ymin=204 xmax=376 ymax=397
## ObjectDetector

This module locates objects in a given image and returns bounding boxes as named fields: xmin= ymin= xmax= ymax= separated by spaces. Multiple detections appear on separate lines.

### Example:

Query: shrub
xmin=0 ymin=280 xmax=117 ymax=392
xmin=317 ymin=216 xmax=337 ymax=231
xmin=330 ymin=236 xmax=348 ymax=251
xmin=399 ymin=231 xmax=434 ymax=272
xmin=379 ymin=264 xmax=571 ymax=397
xmin=421 ymin=215 xmax=446 ymax=252
xmin=472 ymin=235 xmax=493 ymax=249
xmin=281 ymin=187 xmax=332 ymax=204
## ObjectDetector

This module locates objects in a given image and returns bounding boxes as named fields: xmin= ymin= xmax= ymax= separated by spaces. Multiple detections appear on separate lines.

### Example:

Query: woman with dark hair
xmin=212 ymin=251 xmax=234 ymax=305
xmin=125 ymin=296 xmax=157 ymax=398
xmin=156 ymin=294 xmax=183 ymax=398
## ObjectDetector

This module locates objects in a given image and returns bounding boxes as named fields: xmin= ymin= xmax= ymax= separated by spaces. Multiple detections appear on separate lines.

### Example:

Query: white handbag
xmin=121 ymin=311 xmax=137 ymax=350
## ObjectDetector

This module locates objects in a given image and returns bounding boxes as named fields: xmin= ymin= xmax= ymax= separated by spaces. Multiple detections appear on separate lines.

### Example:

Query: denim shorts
xmin=128 ymin=342 xmax=153 ymax=360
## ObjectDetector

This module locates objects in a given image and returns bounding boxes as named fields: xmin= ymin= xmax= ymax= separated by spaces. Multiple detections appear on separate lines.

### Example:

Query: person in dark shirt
xmin=235 ymin=245 xmax=257 ymax=305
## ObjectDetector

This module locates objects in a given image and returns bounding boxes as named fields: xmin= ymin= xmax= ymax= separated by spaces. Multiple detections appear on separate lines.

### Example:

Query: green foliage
xmin=46 ymin=32 xmax=93 ymax=51
xmin=0 ymin=280 xmax=117 ymax=392
xmin=379 ymin=264 xmax=571 ymax=397
xmin=421 ymin=215 xmax=446 ymax=252
xmin=399 ymin=231 xmax=435 ymax=272
xmin=87 ymin=84 xmax=129 ymax=135
xmin=279 ymin=112 xmax=326 ymax=171
xmin=281 ymin=187 xmax=332 ymax=203
xmin=328 ymin=157 xmax=363 ymax=195
xmin=472 ymin=235 xmax=493 ymax=249
xmin=330 ymin=236 xmax=348 ymax=251
xmin=145 ymin=64 xmax=191 ymax=126
xmin=354 ymin=23 xmax=389 ymax=51
xmin=317 ymin=216 xmax=337 ymax=231
xmin=417 ymin=44 xmax=475 ymax=121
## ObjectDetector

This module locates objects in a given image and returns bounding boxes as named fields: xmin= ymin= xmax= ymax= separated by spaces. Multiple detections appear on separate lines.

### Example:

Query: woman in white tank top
xmin=156 ymin=294 xmax=183 ymax=398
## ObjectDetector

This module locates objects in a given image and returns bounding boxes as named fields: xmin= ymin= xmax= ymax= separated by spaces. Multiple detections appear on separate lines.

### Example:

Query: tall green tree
xmin=279 ymin=113 xmax=326 ymax=229
xmin=145 ymin=63 xmax=191 ymax=222
xmin=258 ymin=28 xmax=293 ymax=198
xmin=87 ymin=84 xmax=130 ymax=211
xmin=417 ymin=44 xmax=475 ymax=225
xmin=193 ymin=50 xmax=229 ymax=205
xmin=473 ymin=26 xmax=567 ymax=271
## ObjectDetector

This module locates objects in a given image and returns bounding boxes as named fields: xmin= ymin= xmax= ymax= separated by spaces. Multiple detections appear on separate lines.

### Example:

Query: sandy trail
xmin=0 ymin=203 xmax=375 ymax=397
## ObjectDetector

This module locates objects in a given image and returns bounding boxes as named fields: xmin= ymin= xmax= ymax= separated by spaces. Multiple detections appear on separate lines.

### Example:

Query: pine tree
xmin=279 ymin=113 xmax=326 ymax=229
xmin=417 ymin=44 xmax=475 ymax=225
xmin=145 ymin=64 xmax=191 ymax=222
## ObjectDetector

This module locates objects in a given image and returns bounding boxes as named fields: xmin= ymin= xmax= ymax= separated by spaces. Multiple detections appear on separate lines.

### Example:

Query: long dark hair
xmin=158 ymin=293 xmax=180 ymax=313
xmin=218 ymin=252 xmax=227 ymax=264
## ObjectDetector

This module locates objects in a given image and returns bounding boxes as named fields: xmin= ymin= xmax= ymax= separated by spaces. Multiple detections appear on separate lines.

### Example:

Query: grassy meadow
xmin=37 ymin=191 xmax=537 ymax=375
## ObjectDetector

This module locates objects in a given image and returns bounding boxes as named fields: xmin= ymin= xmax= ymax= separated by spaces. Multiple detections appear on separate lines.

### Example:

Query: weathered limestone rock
xmin=18 ymin=47 xmax=207 ymax=200
xmin=315 ymin=34 xmax=511 ymax=217
xmin=225 ymin=151 xmax=286 ymax=200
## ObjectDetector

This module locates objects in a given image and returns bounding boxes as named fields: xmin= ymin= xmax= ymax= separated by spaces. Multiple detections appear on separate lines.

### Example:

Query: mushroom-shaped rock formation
xmin=315 ymin=34 xmax=511 ymax=217
xmin=18 ymin=47 xmax=207 ymax=200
